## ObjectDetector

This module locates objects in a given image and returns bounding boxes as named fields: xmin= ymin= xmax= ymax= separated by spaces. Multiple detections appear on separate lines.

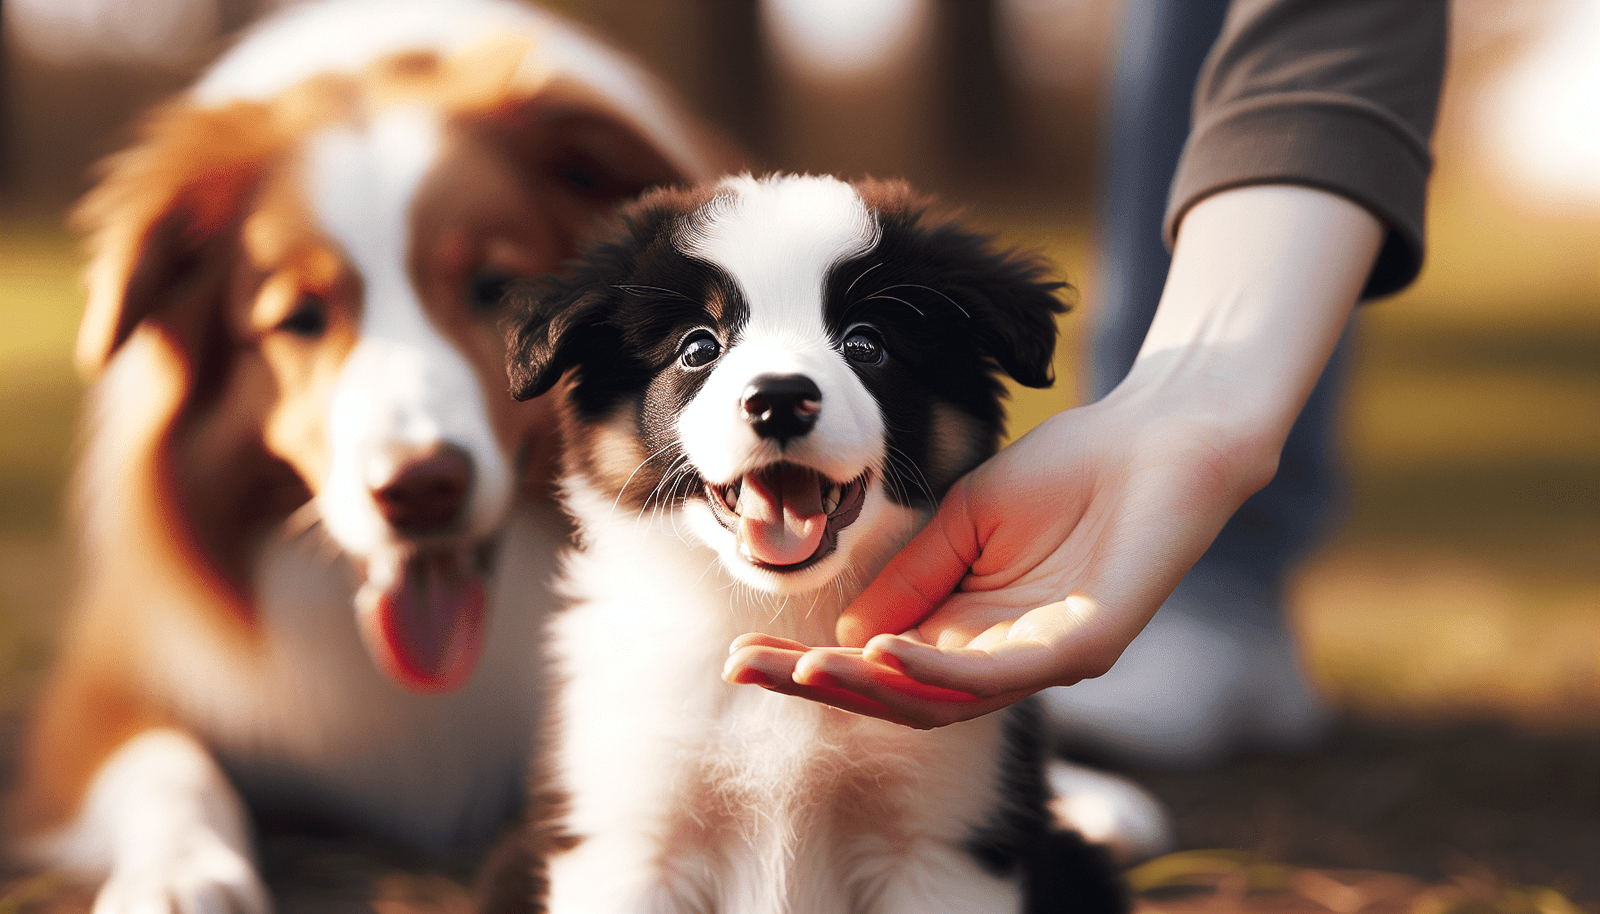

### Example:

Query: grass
xmin=0 ymin=224 xmax=84 ymax=534
xmin=0 ymin=224 xmax=84 ymax=704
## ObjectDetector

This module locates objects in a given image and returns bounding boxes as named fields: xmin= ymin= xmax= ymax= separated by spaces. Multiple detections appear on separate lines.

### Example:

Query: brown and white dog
xmin=2 ymin=1 xmax=729 ymax=911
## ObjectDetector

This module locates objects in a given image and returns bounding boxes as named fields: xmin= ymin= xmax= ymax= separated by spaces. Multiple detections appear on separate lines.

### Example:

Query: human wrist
xmin=1102 ymin=184 xmax=1383 ymax=495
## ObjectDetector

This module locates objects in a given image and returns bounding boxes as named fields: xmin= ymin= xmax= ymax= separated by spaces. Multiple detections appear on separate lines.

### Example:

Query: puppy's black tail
xmin=975 ymin=698 xmax=1131 ymax=914
xmin=1022 ymin=826 xmax=1129 ymax=914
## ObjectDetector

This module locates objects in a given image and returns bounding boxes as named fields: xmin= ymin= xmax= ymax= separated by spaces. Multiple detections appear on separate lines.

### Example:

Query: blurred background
xmin=0 ymin=0 xmax=1596 ymax=899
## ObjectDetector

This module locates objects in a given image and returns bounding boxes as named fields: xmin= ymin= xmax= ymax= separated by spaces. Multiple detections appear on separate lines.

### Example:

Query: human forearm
xmin=1115 ymin=183 xmax=1383 ymax=499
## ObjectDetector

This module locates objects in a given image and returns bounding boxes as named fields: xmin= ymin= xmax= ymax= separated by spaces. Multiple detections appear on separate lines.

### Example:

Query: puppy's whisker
xmin=693 ymin=554 xmax=721 ymax=588
xmin=767 ymin=594 xmax=791 ymax=627
xmin=612 ymin=284 xmax=693 ymax=301
xmin=622 ymin=452 xmax=692 ymax=537
xmin=860 ymin=294 xmax=923 ymax=317
xmin=607 ymin=453 xmax=663 ymax=526
xmin=843 ymin=262 xmax=883 ymax=299
xmin=874 ymin=282 xmax=970 ymax=319
xmin=884 ymin=445 xmax=938 ymax=508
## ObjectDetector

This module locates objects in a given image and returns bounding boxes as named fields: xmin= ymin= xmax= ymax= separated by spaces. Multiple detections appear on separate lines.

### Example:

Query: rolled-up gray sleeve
xmin=1164 ymin=0 xmax=1448 ymax=298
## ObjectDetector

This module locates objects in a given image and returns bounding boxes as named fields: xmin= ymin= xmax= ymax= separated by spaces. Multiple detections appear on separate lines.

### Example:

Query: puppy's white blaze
xmin=307 ymin=109 xmax=513 ymax=556
xmin=678 ymin=176 xmax=883 ymax=484
xmin=683 ymin=175 xmax=878 ymax=339
xmin=672 ymin=176 xmax=897 ymax=594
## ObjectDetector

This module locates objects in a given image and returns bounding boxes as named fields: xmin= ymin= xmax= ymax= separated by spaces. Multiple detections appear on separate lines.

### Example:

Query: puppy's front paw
xmin=93 ymin=836 xmax=269 ymax=914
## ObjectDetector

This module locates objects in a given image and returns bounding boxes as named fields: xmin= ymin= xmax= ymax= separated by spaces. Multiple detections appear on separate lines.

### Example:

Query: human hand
xmin=723 ymin=389 xmax=1275 ymax=728
xmin=723 ymin=185 xmax=1383 ymax=728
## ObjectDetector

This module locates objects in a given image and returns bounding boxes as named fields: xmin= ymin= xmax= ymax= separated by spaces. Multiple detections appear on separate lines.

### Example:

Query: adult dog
xmin=506 ymin=174 xmax=1124 ymax=913
xmin=3 ymin=1 xmax=727 ymax=911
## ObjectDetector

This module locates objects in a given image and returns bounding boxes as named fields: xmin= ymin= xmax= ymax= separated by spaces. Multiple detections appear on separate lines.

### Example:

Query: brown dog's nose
xmin=373 ymin=444 xmax=474 ymax=535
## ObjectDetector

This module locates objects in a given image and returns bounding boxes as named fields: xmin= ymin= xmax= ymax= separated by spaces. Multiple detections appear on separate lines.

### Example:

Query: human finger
xmin=728 ymin=632 xmax=811 ymax=654
xmin=787 ymin=649 xmax=1021 ymax=728
xmin=864 ymin=594 xmax=1110 ymax=695
xmin=723 ymin=644 xmax=925 ymax=726
xmin=835 ymin=482 xmax=980 ymax=648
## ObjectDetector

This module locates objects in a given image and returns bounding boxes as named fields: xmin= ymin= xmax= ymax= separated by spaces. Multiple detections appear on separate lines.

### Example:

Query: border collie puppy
xmin=505 ymin=174 xmax=1122 ymax=913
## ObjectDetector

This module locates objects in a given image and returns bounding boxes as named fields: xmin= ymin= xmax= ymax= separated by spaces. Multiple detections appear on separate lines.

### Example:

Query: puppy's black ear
xmin=856 ymin=179 xmax=1068 ymax=389
xmin=504 ymin=279 xmax=613 ymax=401
xmin=505 ymin=188 xmax=707 ymax=401
xmin=940 ymin=241 xmax=1066 ymax=390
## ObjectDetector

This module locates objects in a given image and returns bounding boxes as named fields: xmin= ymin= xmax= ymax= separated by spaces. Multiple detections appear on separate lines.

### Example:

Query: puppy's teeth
xmin=823 ymin=485 xmax=839 ymax=514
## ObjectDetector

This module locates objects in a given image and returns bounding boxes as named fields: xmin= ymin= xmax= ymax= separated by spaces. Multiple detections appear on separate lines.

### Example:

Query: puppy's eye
xmin=467 ymin=268 xmax=516 ymax=315
xmin=841 ymin=325 xmax=885 ymax=365
xmin=278 ymin=294 xmax=329 ymax=338
xmin=679 ymin=330 xmax=721 ymax=369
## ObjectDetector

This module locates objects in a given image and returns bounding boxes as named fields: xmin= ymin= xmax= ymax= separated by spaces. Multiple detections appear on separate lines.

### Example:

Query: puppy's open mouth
xmin=706 ymin=463 xmax=868 ymax=572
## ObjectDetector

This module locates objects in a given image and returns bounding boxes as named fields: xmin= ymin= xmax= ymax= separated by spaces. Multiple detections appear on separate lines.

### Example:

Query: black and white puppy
xmin=505 ymin=174 xmax=1119 ymax=913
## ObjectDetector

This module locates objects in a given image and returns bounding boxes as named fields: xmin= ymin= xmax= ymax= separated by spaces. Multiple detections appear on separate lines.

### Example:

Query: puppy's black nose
xmin=742 ymin=374 xmax=822 ymax=444
xmin=374 ymin=443 xmax=474 ymax=535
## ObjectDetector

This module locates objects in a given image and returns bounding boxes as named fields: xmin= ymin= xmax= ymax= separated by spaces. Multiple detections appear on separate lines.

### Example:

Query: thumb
xmin=838 ymin=482 xmax=980 ymax=648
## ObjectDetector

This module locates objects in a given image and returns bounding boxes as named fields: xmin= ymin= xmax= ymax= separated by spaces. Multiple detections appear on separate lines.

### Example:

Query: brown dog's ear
xmin=503 ymin=184 xmax=703 ymax=402
xmin=442 ymin=26 xmax=741 ymax=235
xmin=73 ymin=101 xmax=278 ymax=376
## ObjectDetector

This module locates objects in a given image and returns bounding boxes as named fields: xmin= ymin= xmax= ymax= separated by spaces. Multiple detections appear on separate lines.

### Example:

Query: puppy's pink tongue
xmin=738 ymin=465 xmax=826 ymax=566
xmin=359 ymin=550 xmax=485 ymax=693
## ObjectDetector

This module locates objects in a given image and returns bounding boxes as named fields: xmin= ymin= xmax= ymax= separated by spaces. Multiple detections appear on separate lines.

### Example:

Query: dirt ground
xmin=3 ymin=715 xmax=1594 ymax=914
xmin=1122 ymin=721 xmax=1600 ymax=909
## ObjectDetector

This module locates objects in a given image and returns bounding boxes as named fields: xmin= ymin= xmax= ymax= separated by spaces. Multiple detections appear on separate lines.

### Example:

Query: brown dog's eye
xmin=467 ymin=267 xmax=516 ymax=315
xmin=278 ymin=294 xmax=329 ymax=338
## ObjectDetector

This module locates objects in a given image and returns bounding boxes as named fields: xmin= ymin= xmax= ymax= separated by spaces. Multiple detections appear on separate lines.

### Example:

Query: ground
xmin=3 ymin=718 xmax=1595 ymax=914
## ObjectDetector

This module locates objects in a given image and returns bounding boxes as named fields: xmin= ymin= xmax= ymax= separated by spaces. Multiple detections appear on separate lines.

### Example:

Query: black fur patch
xmin=504 ymin=185 xmax=748 ymax=510
xmin=824 ymin=179 xmax=1065 ymax=505
xmin=965 ymin=700 xmax=1130 ymax=914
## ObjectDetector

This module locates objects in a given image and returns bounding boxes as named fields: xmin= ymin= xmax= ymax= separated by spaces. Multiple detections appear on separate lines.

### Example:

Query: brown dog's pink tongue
xmin=360 ymin=550 xmax=485 ymax=693
xmin=737 ymin=465 xmax=826 ymax=566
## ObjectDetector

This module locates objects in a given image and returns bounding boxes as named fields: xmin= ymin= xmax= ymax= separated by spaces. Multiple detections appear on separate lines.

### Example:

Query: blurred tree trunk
xmin=930 ymin=0 xmax=1017 ymax=185
xmin=1 ymin=0 xmax=12 ymax=198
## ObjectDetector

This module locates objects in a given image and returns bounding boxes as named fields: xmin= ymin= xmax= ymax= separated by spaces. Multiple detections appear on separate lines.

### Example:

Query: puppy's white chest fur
xmin=544 ymin=484 xmax=1016 ymax=914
